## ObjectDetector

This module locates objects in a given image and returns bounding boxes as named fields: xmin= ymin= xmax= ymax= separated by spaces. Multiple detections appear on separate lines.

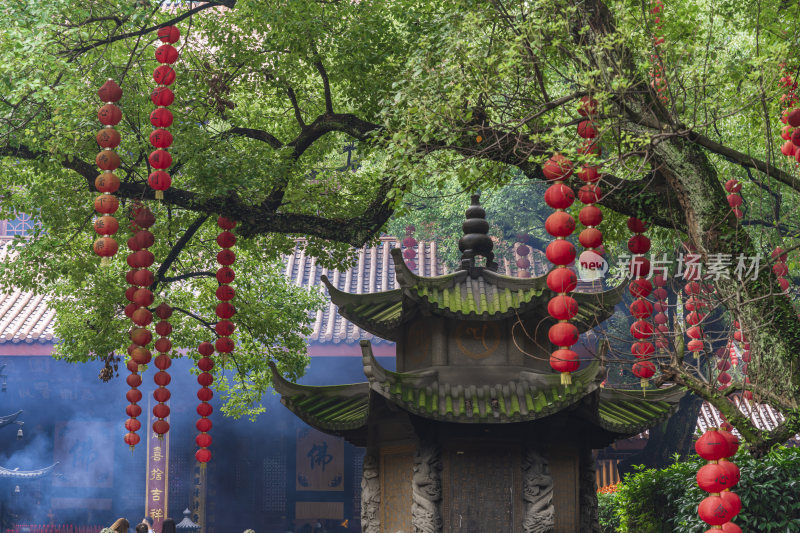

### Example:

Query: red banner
xmin=145 ymin=398 xmax=170 ymax=530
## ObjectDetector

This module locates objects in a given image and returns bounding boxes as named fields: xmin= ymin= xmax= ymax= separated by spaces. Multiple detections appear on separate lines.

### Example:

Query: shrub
xmin=598 ymin=446 xmax=800 ymax=532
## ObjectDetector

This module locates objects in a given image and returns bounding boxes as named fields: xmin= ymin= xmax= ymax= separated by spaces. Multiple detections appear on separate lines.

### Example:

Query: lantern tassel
xmin=641 ymin=378 xmax=648 ymax=394
xmin=155 ymin=190 xmax=164 ymax=200
xmin=561 ymin=372 xmax=572 ymax=386
xmin=129 ymin=445 xmax=135 ymax=453
xmin=100 ymin=256 xmax=110 ymax=267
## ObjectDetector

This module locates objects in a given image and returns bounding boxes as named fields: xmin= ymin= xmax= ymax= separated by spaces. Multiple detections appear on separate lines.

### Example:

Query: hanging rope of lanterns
xmin=196 ymin=341 xmax=215 ymax=466
xmin=649 ymin=0 xmax=668 ymax=104
xmin=93 ymin=80 xmax=124 ymax=266
xmin=695 ymin=427 xmax=742 ymax=532
xmin=780 ymin=63 xmax=800 ymax=164
xmin=515 ymin=234 xmax=532 ymax=278
xmin=122 ymin=207 xmax=157 ymax=450
xmin=216 ymin=217 xmax=237 ymax=360
xmin=148 ymin=26 xmax=180 ymax=200
xmin=402 ymin=225 xmax=418 ymax=272
xmin=152 ymin=303 xmax=173 ymax=439
xmin=576 ymin=96 xmax=605 ymax=286
xmin=542 ymin=153 xmax=580 ymax=385
xmin=724 ymin=179 xmax=744 ymax=220
xmin=628 ymin=218 xmax=656 ymax=388
xmin=652 ymin=273 xmax=669 ymax=353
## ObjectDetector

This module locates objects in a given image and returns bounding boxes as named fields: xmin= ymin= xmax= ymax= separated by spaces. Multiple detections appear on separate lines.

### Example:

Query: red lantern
xmin=631 ymin=342 xmax=655 ymax=357
xmin=148 ymin=171 xmax=172 ymax=197
xmin=126 ymin=404 xmax=142 ymax=417
xmin=96 ymin=128 xmax=121 ymax=149
xmin=124 ymin=432 xmax=141 ymax=447
xmin=151 ymin=87 xmax=175 ymax=106
xmin=215 ymin=337 xmax=234 ymax=353
xmin=134 ymin=207 xmax=156 ymax=228
xmin=97 ymin=79 xmax=123 ymax=102
xmin=94 ymin=194 xmax=119 ymax=214
xmin=93 ymin=237 xmax=118 ymax=257
xmin=150 ymin=108 xmax=174 ymax=128
xmin=544 ymin=183 xmax=575 ymax=209
xmin=198 ymin=357 xmax=215 ymax=372
xmin=130 ymin=328 xmax=152 ymax=346
xmin=153 ymin=420 xmax=170 ymax=435
xmin=155 ymin=303 xmax=173 ymax=319
xmin=197 ymin=387 xmax=213 ymax=402
xmin=133 ymin=288 xmax=154 ymax=307
xmin=158 ymin=26 xmax=181 ymax=43
xmin=155 ymin=321 xmax=173 ymax=337
xmin=154 ymin=371 xmax=171 ymax=387
xmin=577 ymin=184 xmax=602 ymax=204
xmin=718 ymin=459 xmax=740 ymax=487
xmin=579 ymin=205 xmax=602 ymax=226
xmin=154 ymin=354 xmax=171 ymax=369
xmin=196 ymin=433 xmax=213 ymax=448
xmin=549 ymin=349 xmax=579 ymax=373
xmin=696 ymin=430 xmax=730 ymax=460
xmin=629 ymin=279 xmax=652 ymax=298
xmin=578 ymin=96 xmax=598 ymax=116
xmin=631 ymin=320 xmax=654 ymax=339
xmin=627 ymin=218 xmax=648 ymax=233
xmin=629 ymin=299 xmax=654 ymax=318
xmin=95 ymin=172 xmax=120 ymax=193
xmin=133 ymin=269 xmax=155 ymax=287
xmin=196 ymin=448 xmax=212 ymax=463
xmin=148 ymin=149 xmax=172 ymax=169
xmin=216 ymin=285 xmax=235 ymax=301
xmin=132 ymin=307 xmax=153 ymax=326
xmin=578 ymin=227 xmax=603 ymax=249
xmin=197 ymin=417 xmax=212 ymax=432
xmin=126 ymin=389 xmax=143 ymax=403
xmin=94 ymin=214 xmax=119 ymax=234
xmin=153 ymin=403 xmax=170 ymax=419
xmin=154 ymin=388 xmax=171 ymax=403
xmin=542 ymin=153 xmax=573 ymax=181
xmin=628 ymin=235 xmax=651 ymax=254
xmin=154 ymin=338 xmax=172 ymax=353
xmin=217 ymin=267 xmax=235 ymax=284
xmin=149 ymin=129 xmax=173 ymax=148
xmin=698 ymin=495 xmax=734 ymax=526
xmin=217 ymin=249 xmax=236 ymax=265
xmin=547 ymin=295 xmax=578 ymax=320
xmin=216 ymin=231 xmax=237 ymax=248
xmin=545 ymin=240 xmax=576 ymax=266
xmin=155 ymin=44 xmax=179 ymax=64
xmin=153 ymin=65 xmax=176 ymax=85
xmin=98 ymin=104 xmax=122 ymax=125
xmin=577 ymin=120 xmax=597 ymax=138
xmin=696 ymin=463 xmax=732 ymax=493
xmin=548 ymin=322 xmax=578 ymax=347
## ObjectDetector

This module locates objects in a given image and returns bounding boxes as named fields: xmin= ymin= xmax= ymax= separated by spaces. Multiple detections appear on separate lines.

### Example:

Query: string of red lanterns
xmin=152 ymin=303 xmax=173 ymax=438
xmin=122 ymin=207 xmax=157 ymax=450
xmin=93 ymin=80 xmax=124 ymax=266
xmin=402 ymin=225 xmax=418 ymax=272
xmin=148 ymin=26 xmax=180 ymax=200
xmin=216 ymin=217 xmax=237 ymax=361
xmin=576 ymin=95 xmax=605 ymax=284
xmin=196 ymin=341 xmax=215 ymax=465
xmin=514 ymin=234 xmax=532 ymax=278
xmin=649 ymin=0 xmax=668 ymax=104
xmin=779 ymin=63 xmax=799 ymax=164
xmin=628 ymin=218 xmax=656 ymax=389
xmin=695 ymin=428 xmax=742 ymax=532
xmin=724 ymin=179 xmax=743 ymax=220
xmin=772 ymin=246 xmax=790 ymax=293
xmin=542 ymin=153 xmax=580 ymax=385
xmin=652 ymin=273 xmax=669 ymax=353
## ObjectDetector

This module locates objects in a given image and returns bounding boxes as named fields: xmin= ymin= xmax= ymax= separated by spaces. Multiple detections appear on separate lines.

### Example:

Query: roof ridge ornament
xmin=458 ymin=194 xmax=498 ymax=274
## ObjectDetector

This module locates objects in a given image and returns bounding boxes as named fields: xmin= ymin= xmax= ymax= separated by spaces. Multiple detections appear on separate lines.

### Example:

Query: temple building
xmin=270 ymin=197 xmax=684 ymax=532
xmin=0 ymin=213 xmax=793 ymax=532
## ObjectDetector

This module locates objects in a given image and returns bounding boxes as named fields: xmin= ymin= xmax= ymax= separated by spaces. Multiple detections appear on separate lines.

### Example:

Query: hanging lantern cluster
xmin=627 ymin=218 xmax=656 ymax=388
xmin=402 ymin=225 xmax=418 ymax=272
xmin=216 ymin=217 xmax=237 ymax=360
xmin=724 ymin=179 xmax=743 ymax=219
xmin=682 ymin=246 xmax=706 ymax=355
xmin=652 ymin=273 xmax=669 ymax=352
xmin=576 ymin=96 xmax=606 ymax=285
xmin=772 ymin=246 xmax=790 ymax=293
xmin=542 ymin=153 xmax=580 ymax=385
xmin=93 ymin=80 xmax=124 ymax=266
xmin=648 ymin=0 xmax=668 ymax=103
xmin=152 ymin=303 xmax=173 ymax=439
xmin=779 ymin=63 xmax=799 ymax=163
xmin=515 ymin=234 xmax=532 ymax=278
xmin=148 ymin=26 xmax=181 ymax=200
xmin=695 ymin=428 xmax=742 ymax=532
xmin=715 ymin=345 xmax=732 ymax=392
xmin=196 ymin=341 xmax=215 ymax=465
xmin=123 ymin=206 xmax=157 ymax=450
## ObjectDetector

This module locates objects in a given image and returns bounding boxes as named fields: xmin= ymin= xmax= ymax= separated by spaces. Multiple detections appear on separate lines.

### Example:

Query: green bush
xmin=598 ymin=446 xmax=800 ymax=532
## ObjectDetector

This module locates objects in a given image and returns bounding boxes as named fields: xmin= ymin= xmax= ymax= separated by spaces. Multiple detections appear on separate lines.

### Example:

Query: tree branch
xmin=224 ymin=127 xmax=283 ymax=149
xmin=313 ymin=59 xmax=334 ymax=114
xmin=150 ymin=214 xmax=210 ymax=293
xmin=162 ymin=271 xmax=216 ymax=282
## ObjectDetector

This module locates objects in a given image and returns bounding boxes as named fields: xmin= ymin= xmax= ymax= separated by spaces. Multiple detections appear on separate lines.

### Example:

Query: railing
xmin=6 ymin=525 xmax=105 ymax=533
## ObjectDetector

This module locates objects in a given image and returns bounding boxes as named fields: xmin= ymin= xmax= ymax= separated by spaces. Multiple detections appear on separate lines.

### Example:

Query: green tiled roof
xmin=268 ymin=362 xmax=370 ymax=431
xmin=597 ymin=386 xmax=685 ymax=434
xmin=360 ymin=340 xmax=602 ymax=423
xmin=322 ymin=249 xmax=625 ymax=342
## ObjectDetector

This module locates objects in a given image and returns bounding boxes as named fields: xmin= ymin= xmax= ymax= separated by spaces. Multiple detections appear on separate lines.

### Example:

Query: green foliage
xmin=600 ymin=447 xmax=800 ymax=532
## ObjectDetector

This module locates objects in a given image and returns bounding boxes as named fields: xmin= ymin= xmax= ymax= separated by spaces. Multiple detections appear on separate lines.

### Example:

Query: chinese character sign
xmin=296 ymin=427 xmax=343 ymax=491
xmin=145 ymin=402 xmax=169 ymax=531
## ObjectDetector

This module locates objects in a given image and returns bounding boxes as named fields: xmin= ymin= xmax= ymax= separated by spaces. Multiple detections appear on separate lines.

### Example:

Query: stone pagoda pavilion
xmin=271 ymin=197 xmax=683 ymax=532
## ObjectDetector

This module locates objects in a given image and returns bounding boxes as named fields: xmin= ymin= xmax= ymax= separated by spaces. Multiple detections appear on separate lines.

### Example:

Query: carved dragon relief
xmin=522 ymin=448 xmax=554 ymax=533
xmin=411 ymin=441 xmax=443 ymax=533
xmin=361 ymin=454 xmax=381 ymax=533
xmin=579 ymin=448 xmax=601 ymax=533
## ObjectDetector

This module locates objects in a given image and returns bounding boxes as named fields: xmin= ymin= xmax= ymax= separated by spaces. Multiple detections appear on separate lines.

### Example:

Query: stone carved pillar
xmin=361 ymin=454 xmax=381 ymax=533
xmin=522 ymin=448 xmax=554 ymax=533
xmin=411 ymin=441 xmax=442 ymax=533
xmin=579 ymin=448 xmax=601 ymax=532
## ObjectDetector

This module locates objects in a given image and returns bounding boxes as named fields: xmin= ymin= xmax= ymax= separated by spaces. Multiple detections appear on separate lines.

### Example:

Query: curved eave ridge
xmin=360 ymin=340 xmax=601 ymax=423
xmin=0 ymin=410 xmax=22 ymax=429
xmin=0 ymin=463 xmax=57 ymax=479
xmin=268 ymin=361 xmax=370 ymax=431
xmin=596 ymin=386 xmax=685 ymax=435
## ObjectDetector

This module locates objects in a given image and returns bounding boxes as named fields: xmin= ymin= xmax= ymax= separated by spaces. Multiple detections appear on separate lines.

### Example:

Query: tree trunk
xmin=617 ymin=392 xmax=703 ymax=477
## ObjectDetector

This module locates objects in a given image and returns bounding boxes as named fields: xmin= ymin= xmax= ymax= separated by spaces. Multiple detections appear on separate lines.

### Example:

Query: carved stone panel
xmin=361 ymin=454 xmax=380 ymax=533
xmin=442 ymin=445 xmax=521 ymax=533
xmin=522 ymin=448 xmax=554 ymax=533
xmin=412 ymin=441 xmax=443 ymax=533
xmin=380 ymin=445 xmax=414 ymax=533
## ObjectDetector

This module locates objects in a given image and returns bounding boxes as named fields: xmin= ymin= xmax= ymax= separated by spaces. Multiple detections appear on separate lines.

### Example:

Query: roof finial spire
xmin=458 ymin=194 xmax=497 ymax=272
